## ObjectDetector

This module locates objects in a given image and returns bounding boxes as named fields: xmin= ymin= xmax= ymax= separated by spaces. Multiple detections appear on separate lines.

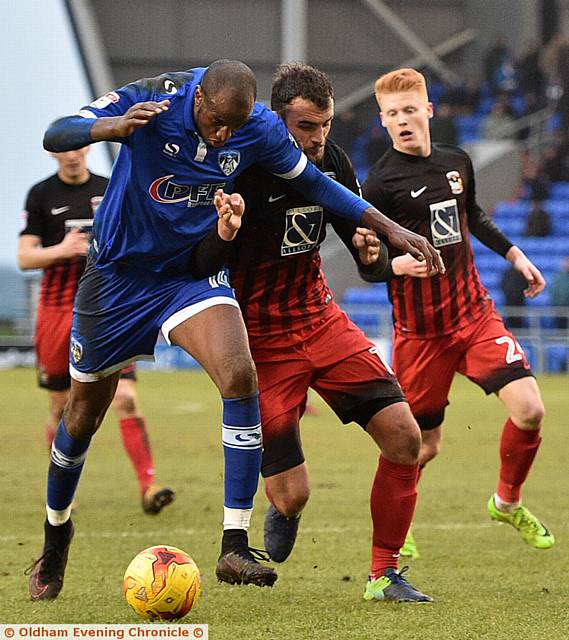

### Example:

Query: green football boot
xmin=399 ymin=528 xmax=420 ymax=559
xmin=363 ymin=567 xmax=433 ymax=603
xmin=487 ymin=495 xmax=555 ymax=550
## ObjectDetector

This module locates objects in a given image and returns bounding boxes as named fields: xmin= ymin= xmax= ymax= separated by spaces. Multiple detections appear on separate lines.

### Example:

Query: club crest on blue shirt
xmin=70 ymin=338 xmax=83 ymax=364
xmin=218 ymin=150 xmax=240 ymax=176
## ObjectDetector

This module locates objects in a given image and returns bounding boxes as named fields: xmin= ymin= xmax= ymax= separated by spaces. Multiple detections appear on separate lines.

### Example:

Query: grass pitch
xmin=1 ymin=368 xmax=568 ymax=639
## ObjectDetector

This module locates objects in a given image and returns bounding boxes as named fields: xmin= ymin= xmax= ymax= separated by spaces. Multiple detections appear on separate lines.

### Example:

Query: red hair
xmin=374 ymin=68 xmax=428 ymax=106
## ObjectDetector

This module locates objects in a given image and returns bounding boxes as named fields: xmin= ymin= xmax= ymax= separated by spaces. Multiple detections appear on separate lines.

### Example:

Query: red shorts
xmin=35 ymin=303 xmax=73 ymax=391
xmin=35 ymin=303 xmax=136 ymax=391
xmin=392 ymin=309 xmax=533 ymax=430
xmin=250 ymin=303 xmax=404 ymax=476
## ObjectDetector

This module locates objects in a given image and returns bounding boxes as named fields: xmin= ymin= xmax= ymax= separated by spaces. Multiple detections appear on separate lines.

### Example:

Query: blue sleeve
xmin=288 ymin=160 xmax=369 ymax=223
xmin=77 ymin=83 xmax=148 ymax=120
xmin=43 ymin=81 xmax=153 ymax=152
xmin=254 ymin=107 xmax=306 ymax=176
xmin=43 ymin=116 xmax=96 ymax=152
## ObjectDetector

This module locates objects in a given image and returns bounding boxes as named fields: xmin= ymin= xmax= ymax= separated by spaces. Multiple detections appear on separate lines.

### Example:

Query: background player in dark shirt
xmin=192 ymin=63 xmax=433 ymax=603
xmin=363 ymin=68 xmax=553 ymax=556
xmin=18 ymin=147 xmax=174 ymax=515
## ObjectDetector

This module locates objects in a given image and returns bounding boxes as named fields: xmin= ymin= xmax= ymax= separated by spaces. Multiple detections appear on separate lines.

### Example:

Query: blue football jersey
xmin=78 ymin=68 xmax=307 ymax=274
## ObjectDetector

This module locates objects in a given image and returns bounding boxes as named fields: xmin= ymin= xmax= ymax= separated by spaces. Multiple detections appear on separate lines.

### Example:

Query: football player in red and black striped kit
xmin=191 ymin=63 xmax=441 ymax=602
xmin=363 ymin=68 xmax=553 ymax=555
xmin=18 ymin=147 xmax=174 ymax=515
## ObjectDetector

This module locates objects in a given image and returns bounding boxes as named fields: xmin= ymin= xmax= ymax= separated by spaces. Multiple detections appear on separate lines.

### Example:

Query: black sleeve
xmin=187 ymin=228 xmax=232 ymax=280
xmin=330 ymin=214 xmax=390 ymax=282
xmin=464 ymin=154 xmax=513 ymax=257
xmin=325 ymin=146 xmax=389 ymax=282
xmin=361 ymin=165 xmax=391 ymax=220
xmin=20 ymin=184 xmax=45 ymax=238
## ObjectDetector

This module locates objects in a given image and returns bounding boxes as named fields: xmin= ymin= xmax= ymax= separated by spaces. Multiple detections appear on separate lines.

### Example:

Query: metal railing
xmin=340 ymin=303 xmax=569 ymax=374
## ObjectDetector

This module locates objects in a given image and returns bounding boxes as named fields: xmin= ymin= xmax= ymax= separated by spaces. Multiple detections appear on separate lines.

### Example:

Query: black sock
xmin=221 ymin=528 xmax=248 ymax=554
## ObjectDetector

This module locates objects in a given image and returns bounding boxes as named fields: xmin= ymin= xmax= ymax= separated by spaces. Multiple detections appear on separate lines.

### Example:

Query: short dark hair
xmin=271 ymin=62 xmax=334 ymax=115
xmin=201 ymin=59 xmax=257 ymax=105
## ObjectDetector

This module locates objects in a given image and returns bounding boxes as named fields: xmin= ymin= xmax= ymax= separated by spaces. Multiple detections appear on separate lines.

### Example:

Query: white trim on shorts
xmin=161 ymin=296 xmax=240 ymax=345
xmin=70 ymin=355 xmax=154 ymax=383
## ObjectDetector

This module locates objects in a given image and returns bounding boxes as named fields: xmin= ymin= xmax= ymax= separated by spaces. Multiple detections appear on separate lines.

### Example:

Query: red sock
xmin=497 ymin=418 xmax=541 ymax=504
xmin=370 ymin=456 xmax=419 ymax=578
xmin=119 ymin=417 xmax=155 ymax=495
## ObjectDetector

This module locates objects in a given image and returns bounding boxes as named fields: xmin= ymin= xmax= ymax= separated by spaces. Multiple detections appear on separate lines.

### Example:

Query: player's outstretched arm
xmin=43 ymin=101 xmax=170 ymax=152
xmin=506 ymin=245 xmax=546 ymax=298
xmin=289 ymin=161 xmax=445 ymax=275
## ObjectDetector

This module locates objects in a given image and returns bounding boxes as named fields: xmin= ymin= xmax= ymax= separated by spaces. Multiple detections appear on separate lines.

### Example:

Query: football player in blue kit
xmin=28 ymin=59 xmax=444 ymax=601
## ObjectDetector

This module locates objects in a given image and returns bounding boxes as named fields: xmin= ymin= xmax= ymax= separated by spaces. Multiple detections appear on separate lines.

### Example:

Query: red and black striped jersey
xmin=20 ymin=173 xmax=108 ymax=308
xmin=228 ymin=139 xmax=363 ymax=337
xmin=363 ymin=144 xmax=500 ymax=338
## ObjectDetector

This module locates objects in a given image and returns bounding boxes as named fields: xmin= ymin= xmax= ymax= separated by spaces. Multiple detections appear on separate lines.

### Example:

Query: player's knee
xmin=112 ymin=390 xmax=137 ymax=416
xmin=419 ymin=439 xmax=441 ymax=465
xmin=272 ymin=488 xmax=309 ymax=518
xmin=384 ymin=420 xmax=421 ymax=464
xmin=64 ymin=397 xmax=110 ymax=436
xmin=515 ymin=401 xmax=545 ymax=429
xmin=218 ymin=355 xmax=258 ymax=397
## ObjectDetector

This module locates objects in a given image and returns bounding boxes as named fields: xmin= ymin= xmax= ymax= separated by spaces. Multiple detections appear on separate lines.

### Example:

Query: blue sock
xmin=47 ymin=419 xmax=91 ymax=511
xmin=222 ymin=394 xmax=262 ymax=509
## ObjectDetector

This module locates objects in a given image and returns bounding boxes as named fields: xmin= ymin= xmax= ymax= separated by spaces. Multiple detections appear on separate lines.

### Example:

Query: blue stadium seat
xmin=547 ymin=345 xmax=568 ymax=372
xmin=477 ymin=96 xmax=495 ymax=115
xmin=479 ymin=270 xmax=502 ymax=288
xmin=487 ymin=288 xmax=505 ymax=305
xmin=542 ymin=199 xmax=569 ymax=215
xmin=510 ymin=94 xmax=527 ymax=117
xmin=343 ymin=285 xmax=389 ymax=305
xmin=526 ymin=291 xmax=551 ymax=306
xmin=456 ymin=114 xmax=483 ymax=144
xmin=551 ymin=216 xmax=569 ymax=236
xmin=347 ymin=311 xmax=380 ymax=335
xmin=548 ymin=112 xmax=561 ymax=132
xmin=492 ymin=201 xmax=530 ymax=218
xmin=517 ymin=342 xmax=536 ymax=368
xmin=549 ymin=182 xmax=569 ymax=199
xmin=474 ymin=254 xmax=505 ymax=271
xmin=494 ymin=218 xmax=524 ymax=235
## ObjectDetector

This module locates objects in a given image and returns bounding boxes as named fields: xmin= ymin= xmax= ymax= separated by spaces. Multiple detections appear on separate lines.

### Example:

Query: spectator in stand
xmin=517 ymin=41 xmax=546 ymax=99
xmin=442 ymin=75 xmax=481 ymax=115
xmin=517 ymin=92 xmax=547 ymax=141
xmin=331 ymin=108 xmax=360 ymax=158
xmin=556 ymin=39 xmax=569 ymax=134
xmin=550 ymin=256 xmax=569 ymax=329
xmin=520 ymin=161 xmax=550 ymax=201
xmin=484 ymin=34 xmax=511 ymax=92
xmin=430 ymin=102 xmax=458 ymax=145
xmin=524 ymin=200 xmax=551 ymax=237
xmin=366 ymin=118 xmax=391 ymax=166
xmin=492 ymin=59 xmax=519 ymax=97
xmin=482 ymin=101 xmax=515 ymax=139
xmin=500 ymin=265 xmax=528 ymax=329
xmin=539 ymin=33 xmax=565 ymax=89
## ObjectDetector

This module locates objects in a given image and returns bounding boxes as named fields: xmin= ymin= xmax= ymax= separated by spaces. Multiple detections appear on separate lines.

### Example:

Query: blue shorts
xmin=69 ymin=259 xmax=238 ymax=381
